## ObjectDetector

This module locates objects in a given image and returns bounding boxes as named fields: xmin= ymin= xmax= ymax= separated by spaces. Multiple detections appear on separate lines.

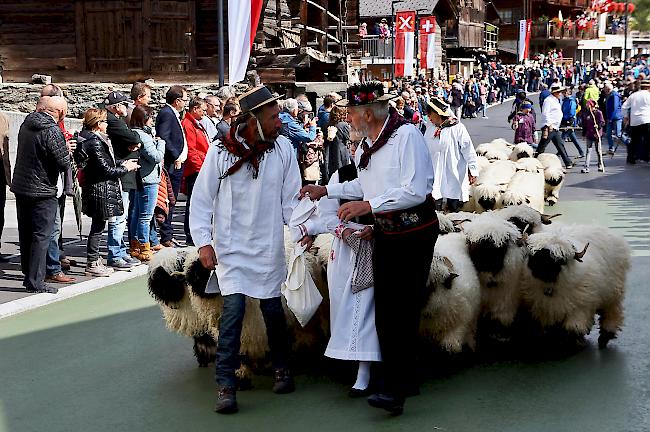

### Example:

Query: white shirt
xmin=424 ymin=121 xmax=478 ymax=201
xmin=166 ymin=103 xmax=188 ymax=163
xmin=200 ymin=116 xmax=219 ymax=142
xmin=621 ymin=90 xmax=650 ymax=126
xmin=326 ymin=120 xmax=434 ymax=212
xmin=541 ymin=95 xmax=563 ymax=129
xmin=189 ymin=131 xmax=302 ymax=299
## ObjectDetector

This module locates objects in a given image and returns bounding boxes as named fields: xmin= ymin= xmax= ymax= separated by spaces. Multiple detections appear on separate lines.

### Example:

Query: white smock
xmin=304 ymin=170 xmax=381 ymax=361
xmin=189 ymin=132 xmax=301 ymax=299
xmin=424 ymin=121 xmax=479 ymax=202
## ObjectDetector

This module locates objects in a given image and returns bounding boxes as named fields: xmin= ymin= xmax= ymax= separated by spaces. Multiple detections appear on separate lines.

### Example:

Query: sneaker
xmin=576 ymin=154 xmax=585 ymax=159
xmin=122 ymin=255 xmax=141 ymax=266
xmin=598 ymin=166 xmax=605 ymax=172
xmin=566 ymin=164 xmax=574 ymax=169
xmin=608 ymin=150 xmax=615 ymax=156
xmin=272 ymin=368 xmax=295 ymax=394
xmin=107 ymin=258 xmax=135 ymax=271
xmin=25 ymin=284 xmax=58 ymax=294
xmin=581 ymin=168 xmax=590 ymax=173
xmin=86 ymin=259 xmax=115 ymax=277
xmin=214 ymin=387 xmax=238 ymax=414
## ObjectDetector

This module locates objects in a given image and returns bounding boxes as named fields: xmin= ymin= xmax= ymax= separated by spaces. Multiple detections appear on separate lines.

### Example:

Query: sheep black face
xmin=509 ymin=217 xmax=535 ymax=235
xmin=193 ymin=333 xmax=217 ymax=367
xmin=468 ymin=239 xmax=508 ymax=276
xmin=185 ymin=257 xmax=218 ymax=299
xmin=478 ymin=196 xmax=497 ymax=211
xmin=546 ymin=175 xmax=564 ymax=187
xmin=527 ymin=248 xmax=566 ymax=286
xmin=148 ymin=266 xmax=186 ymax=305
xmin=517 ymin=151 xmax=530 ymax=159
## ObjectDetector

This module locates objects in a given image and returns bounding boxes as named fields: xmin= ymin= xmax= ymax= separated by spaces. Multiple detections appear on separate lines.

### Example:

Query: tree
xmin=630 ymin=0 xmax=650 ymax=31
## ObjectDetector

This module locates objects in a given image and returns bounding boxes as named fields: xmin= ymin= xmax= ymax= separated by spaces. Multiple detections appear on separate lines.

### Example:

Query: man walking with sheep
xmin=301 ymin=82 xmax=438 ymax=416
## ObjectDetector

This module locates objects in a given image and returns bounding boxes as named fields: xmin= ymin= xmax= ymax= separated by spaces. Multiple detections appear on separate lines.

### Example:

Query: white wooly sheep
xmin=463 ymin=214 xmax=526 ymax=327
xmin=462 ymin=155 xmax=492 ymax=212
xmin=521 ymin=225 xmax=630 ymax=348
xmin=437 ymin=211 xmax=478 ymax=235
xmin=515 ymin=157 xmax=544 ymax=173
xmin=421 ymin=232 xmax=481 ymax=352
xmin=492 ymin=204 xmax=559 ymax=235
xmin=509 ymin=143 xmax=535 ymax=161
xmin=537 ymin=153 xmax=565 ymax=206
xmin=473 ymin=160 xmax=517 ymax=212
xmin=500 ymin=170 xmax=546 ymax=214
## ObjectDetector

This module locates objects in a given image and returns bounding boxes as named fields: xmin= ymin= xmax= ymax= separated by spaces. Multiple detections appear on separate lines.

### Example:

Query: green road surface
xmin=1 ymin=102 xmax=649 ymax=431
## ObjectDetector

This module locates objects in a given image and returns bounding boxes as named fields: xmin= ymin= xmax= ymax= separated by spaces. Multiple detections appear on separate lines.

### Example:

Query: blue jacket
xmin=606 ymin=90 xmax=623 ymax=121
xmin=317 ymin=105 xmax=330 ymax=129
xmin=539 ymin=89 xmax=551 ymax=108
xmin=155 ymin=105 xmax=185 ymax=167
xmin=562 ymin=95 xmax=577 ymax=122
xmin=279 ymin=111 xmax=316 ymax=151
xmin=134 ymin=128 xmax=165 ymax=185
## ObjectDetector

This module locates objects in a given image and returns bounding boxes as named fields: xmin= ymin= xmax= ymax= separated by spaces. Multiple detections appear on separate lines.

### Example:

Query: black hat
xmin=336 ymin=82 xmax=396 ymax=107
xmin=238 ymin=85 xmax=283 ymax=115
xmin=103 ymin=91 xmax=132 ymax=106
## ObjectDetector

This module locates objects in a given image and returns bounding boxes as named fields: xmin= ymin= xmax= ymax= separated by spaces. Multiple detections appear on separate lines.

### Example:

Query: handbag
xmin=281 ymin=244 xmax=323 ymax=327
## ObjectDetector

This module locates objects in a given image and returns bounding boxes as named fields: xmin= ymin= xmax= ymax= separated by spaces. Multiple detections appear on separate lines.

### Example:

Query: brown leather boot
xmin=136 ymin=242 xmax=152 ymax=262
xmin=129 ymin=239 xmax=141 ymax=257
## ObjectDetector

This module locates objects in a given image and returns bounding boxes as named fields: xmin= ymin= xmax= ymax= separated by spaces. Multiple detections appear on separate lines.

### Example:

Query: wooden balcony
xmin=532 ymin=0 xmax=589 ymax=7
xmin=531 ymin=22 xmax=598 ymax=40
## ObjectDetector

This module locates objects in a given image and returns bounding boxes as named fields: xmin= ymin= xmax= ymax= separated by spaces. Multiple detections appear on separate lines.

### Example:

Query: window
xmin=500 ymin=9 xmax=522 ymax=25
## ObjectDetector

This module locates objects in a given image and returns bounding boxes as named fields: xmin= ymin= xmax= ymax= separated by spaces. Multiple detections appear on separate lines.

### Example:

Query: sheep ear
xmin=525 ymin=198 xmax=531 ymax=204
xmin=574 ymin=242 xmax=589 ymax=262
xmin=541 ymin=213 xmax=562 ymax=224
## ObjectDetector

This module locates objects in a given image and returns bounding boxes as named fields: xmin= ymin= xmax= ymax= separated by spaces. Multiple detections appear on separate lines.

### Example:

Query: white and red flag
xmin=518 ymin=19 xmax=532 ymax=62
xmin=395 ymin=10 xmax=416 ymax=77
xmin=228 ymin=0 xmax=264 ymax=83
xmin=419 ymin=16 xmax=436 ymax=70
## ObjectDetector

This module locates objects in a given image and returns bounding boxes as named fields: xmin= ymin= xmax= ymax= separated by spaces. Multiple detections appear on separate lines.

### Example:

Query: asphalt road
xmin=0 ymin=100 xmax=649 ymax=431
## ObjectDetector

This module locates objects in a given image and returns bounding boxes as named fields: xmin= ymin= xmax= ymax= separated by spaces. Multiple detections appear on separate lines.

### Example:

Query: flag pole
xmin=218 ymin=0 xmax=225 ymax=86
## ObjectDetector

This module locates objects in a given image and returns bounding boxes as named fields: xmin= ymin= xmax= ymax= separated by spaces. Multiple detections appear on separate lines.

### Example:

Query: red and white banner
xmin=518 ymin=19 xmax=532 ymax=62
xmin=395 ymin=10 xmax=416 ymax=77
xmin=419 ymin=16 xmax=436 ymax=70
xmin=228 ymin=0 xmax=264 ymax=83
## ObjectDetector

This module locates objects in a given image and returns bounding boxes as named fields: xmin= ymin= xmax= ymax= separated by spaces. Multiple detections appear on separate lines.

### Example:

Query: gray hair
xmin=283 ymin=98 xmax=299 ymax=113
xmin=216 ymin=86 xmax=236 ymax=100
xmin=349 ymin=101 xmax=389 ymax=121
xmin=603 ymin=82 xmax=614 ymax=92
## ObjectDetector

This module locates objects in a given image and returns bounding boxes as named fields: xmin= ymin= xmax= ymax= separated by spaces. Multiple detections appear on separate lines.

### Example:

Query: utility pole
xmin=218 ymin=0 xmax=225 ymax=87
xmin=623 ymin=0 xmax=630 ymax=67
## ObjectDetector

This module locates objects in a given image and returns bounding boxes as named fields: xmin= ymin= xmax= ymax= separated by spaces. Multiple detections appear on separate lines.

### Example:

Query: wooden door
xmin=146 ymin=0 xmax=196 ymax=72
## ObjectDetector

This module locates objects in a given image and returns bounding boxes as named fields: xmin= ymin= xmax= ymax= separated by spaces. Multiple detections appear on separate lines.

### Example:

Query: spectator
xmin=359 ymin=22 xmax=368 ymax=37
xmin=75 ymin=109 xmax=140 ymax=276
xmin=512 ymin=101 xmax=536 ymax=146
xmin=580 ymin=100 xmax=606 ymax=173
xmin=182 ymin=97 xmax=210 ymax=246
xmin=622 ymin=80 xmax=650 ymax=164
xmin=539 ymin=83 xmax=551 ymax=108
xmin=104 ymin=91 xmax=142 ymax=269
xmin=0 ymin=112 xmax=10 ymax=262
xmin=603 ymin=82 xmax=623 ymax=155
xmin=322 ymin=105 xmax=350 ymax=185
xmin=561 ymin=86 xmax=585 ymax=158
xmin=449 ymin=80 xmax=464 ymax=119
xmin=215 ymin=102 xmax=240 ymax=140
xmin=583 ymin=79 xmax=600 ymax=104
xmin=279 ymin=98 xmax=317 ymax=158
xmin=130 ymin=105 xmax=165 ymax=261
xmin=317 ymin=95 xmax=334 ymax=130
xmin=200 ymin=95 xmax=222 ymax=142
xmin=126 ymin=82 xmax=152 ymax=124
xmin=12 ymin=96 xmax=71 ymax=293
xmin=156 ymin=85 xmax=188 ymax=247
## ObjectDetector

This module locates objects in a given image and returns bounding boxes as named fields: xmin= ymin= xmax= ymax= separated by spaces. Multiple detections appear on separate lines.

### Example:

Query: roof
xmin=359 ymin=0 xmax=440 ymax=17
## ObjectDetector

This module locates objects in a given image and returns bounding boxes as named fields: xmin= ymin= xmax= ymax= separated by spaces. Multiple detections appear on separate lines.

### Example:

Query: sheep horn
xmin=541 ymin=213 xmax=562 ymax=224
xmin=516 ymin=228 xmax=529 ymax=246
xmin=452 ymin=219 xmax=472 ymax=226
xmin=446 ymin=273 xmax=459 ymax=289
xmin=442 ymin=256 xmax=455 ymax=271
xmin=574 ymin=243 xmax=590 ymax=262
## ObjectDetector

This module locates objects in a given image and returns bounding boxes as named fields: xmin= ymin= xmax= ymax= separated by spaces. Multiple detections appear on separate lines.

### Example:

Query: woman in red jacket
xmin=182 ymin=97 xmax=211 ymax=246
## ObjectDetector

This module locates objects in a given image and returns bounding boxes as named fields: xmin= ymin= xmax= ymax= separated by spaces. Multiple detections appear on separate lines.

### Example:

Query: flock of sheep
xmin=146 ymin=139 xmax=631 ymax=387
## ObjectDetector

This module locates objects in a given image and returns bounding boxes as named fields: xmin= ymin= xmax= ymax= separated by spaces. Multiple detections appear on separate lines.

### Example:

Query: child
xmin=580 ymin=99 xmax=605 ymax=173
xmin=512 ymin=101 xmax=536 ymax=147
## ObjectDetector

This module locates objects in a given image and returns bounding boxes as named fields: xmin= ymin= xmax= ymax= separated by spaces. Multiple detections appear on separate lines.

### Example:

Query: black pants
xmin=183 ymin=172 xmax=198 ymax=245
xmin=0 ymin=166 xmax=6 ymax=245
xmin=435 ymin=198 xmax=462 ymax=213
xmin=160 ymin=163 xmax=183 ymax=243
xmin=628 ymin=124 xmax=650 ymax=163
xmin=537 ymin=129 xmax=572 ymax=166
xmin=372 ymin=223 xmax=438 ymax=399
xmin=57 ymin=195 xmax=66 ymax=257
xmin=86 ymin=216 xmax=106 ymax=262
xmin=16 ymin=194 xmax=58 ymax=290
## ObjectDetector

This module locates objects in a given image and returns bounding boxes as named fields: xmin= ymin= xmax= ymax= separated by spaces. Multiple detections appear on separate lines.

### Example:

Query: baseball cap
xmin=103 ymin=91 xmax=133 ymax=106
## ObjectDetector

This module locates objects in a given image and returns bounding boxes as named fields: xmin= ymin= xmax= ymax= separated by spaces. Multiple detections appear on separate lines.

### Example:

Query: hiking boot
xmin=272 ymin=368 xmax=295 ymax=394
xmin=135 ymin=242 xmax=152 ymax=262
xmin=214 ymin=387 xmax=238 ymax=414
xmin=129 ymin=239 xmax=141 ymax=258
xmin=87 ymin=259 xmax=115 ymax=277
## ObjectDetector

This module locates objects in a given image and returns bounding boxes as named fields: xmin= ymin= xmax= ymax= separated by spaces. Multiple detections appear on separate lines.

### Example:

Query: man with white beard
xmin=301 ymin=82 xmax=438 ymax=416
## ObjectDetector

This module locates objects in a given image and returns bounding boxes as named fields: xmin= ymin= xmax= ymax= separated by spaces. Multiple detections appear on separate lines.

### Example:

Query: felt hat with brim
xmin=336 ymin=82 xmax=397 ymax=107
xmin=550 ymin=83 xmax=566 ymax=93
xmin=641 ymin=80 xmax=650 ymax=88
xmin=427 ymin=97 xmax=451 ymax=117
xmin=238 ymin=85 xmax=283 ymax=115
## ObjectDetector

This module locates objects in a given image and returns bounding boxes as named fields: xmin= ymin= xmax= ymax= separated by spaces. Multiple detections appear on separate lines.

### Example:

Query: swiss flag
xmin=228 ymin=0 xmax=264 ymax=83
xmin=419 ymin=17 xmax=436 ymax=71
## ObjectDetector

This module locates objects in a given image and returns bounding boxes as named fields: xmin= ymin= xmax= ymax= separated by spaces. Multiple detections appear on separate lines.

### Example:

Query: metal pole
xmin=218 ymin=0 xmax=225 ymax=86
xmin=391 ymin=2 xmax=395 ymax=82
xmin=623 ymin=0 xmax=629 ymax=67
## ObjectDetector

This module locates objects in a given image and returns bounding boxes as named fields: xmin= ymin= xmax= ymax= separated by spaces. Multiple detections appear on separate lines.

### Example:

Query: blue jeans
xmin=45 ymin=199 xmax=62 ymax=276
xmin=607 ymin=119 xmax=623 ymax=151
xmin=107 ymin=190 xmax=130 ymax=262
xmin=215 ymin=294 xmax=289 ymax=387
xmin=130 ymin=184 xmax=158 ymax=245
xmin=562 ymin=129 xmax=584 ymax=156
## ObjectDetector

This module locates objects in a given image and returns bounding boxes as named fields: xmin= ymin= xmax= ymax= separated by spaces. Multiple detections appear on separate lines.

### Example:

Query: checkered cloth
xmin=344 ymin=233 xmax=374 ymax=293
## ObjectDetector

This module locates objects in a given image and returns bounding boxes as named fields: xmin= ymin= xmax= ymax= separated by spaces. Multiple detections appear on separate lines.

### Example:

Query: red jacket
xmin=182 ymin=112 xmax=210 ymax=177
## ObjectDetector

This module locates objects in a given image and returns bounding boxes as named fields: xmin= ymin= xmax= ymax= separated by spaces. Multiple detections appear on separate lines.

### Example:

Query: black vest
xmin=337 ymin=163 xmax=375 ymax=226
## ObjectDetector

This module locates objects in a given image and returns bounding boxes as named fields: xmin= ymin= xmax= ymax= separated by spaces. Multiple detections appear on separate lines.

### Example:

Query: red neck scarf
xmin=433 ymin=117 xmax=459 ymax=138
xmin=358 ymin=106 xmax=409 ymax=170
xmin=219 ymin=125 xmax=274 ymax=179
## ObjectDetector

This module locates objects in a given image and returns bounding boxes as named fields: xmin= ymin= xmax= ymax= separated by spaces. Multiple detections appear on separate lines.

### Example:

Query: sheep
xmin=521 ymin=224 xmax=630 ymax=348
xmin=537 ymin=153 xmax=565 ymax=206
xmin=437 ymin=211 xmax=478 ymax=235
xmin=515 ymin=157 xmax=544 ymax=174
xmin=420 ymin=232 xmax=481 ymax=353
xmin=492 ymin=205 xmax=560 ymax=235
xmin=509 ymin=143 xmax=535 ymax=161
xmin=500 ymin=170 xmax=546 ymax=213
xmin=473 ymin=160 xmax=517 ymax=212
xmin=462 ymin=214 xmax=527 ymax=329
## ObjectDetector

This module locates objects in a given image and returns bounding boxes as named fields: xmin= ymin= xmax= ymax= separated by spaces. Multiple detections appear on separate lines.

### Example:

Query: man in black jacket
xmin=11 ymin=96 xmax=71 ymax=293
xmin=155 ymin=85 xmax=188 ymax=247
xmin=105 ymin=91 xmax=142 ymax=270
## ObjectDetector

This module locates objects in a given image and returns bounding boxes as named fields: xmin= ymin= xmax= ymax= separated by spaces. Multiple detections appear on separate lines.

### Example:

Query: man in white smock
xmin=424 ymin=97 xmax=479 ymax=212
xmin=190 ymin=86 xmax=308 ymax=414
